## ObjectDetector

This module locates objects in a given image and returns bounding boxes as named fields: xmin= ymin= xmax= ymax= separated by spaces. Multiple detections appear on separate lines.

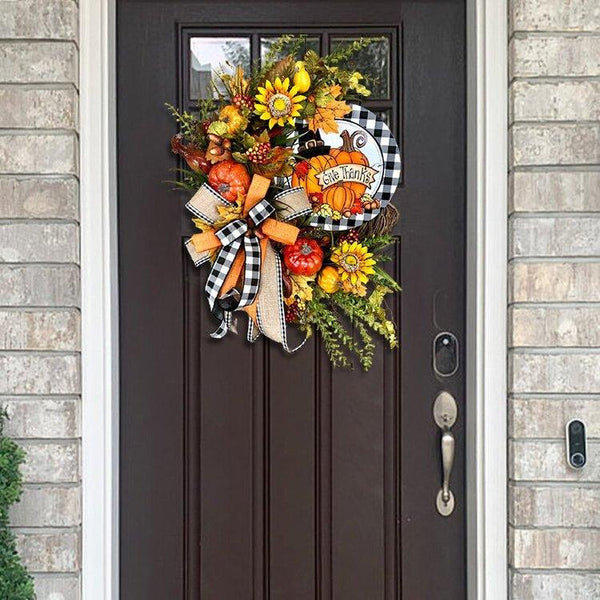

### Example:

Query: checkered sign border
xmin=306 ymin=104 xmax=402 ymax=231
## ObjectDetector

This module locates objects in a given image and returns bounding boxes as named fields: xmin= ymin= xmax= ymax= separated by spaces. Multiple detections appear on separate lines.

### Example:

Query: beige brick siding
xmin=509 ymin=0 xmax=600 ymax=597
xmin=0 ymin=0 xmax=80 ymax=598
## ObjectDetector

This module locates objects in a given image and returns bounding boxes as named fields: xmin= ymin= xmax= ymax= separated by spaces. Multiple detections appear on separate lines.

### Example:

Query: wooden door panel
xmin=188 ymin=265 xmax=258 ymax=598
xmin=186 ymin=272 xmax=398 ymax=598
xmin=268 ymin=345 xmax=317 ymax=599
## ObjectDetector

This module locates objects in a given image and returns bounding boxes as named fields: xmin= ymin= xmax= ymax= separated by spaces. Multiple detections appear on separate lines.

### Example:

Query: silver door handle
xmin=440 ymin=431 xmax=455 ymax=504
xmin=433 ymin=391 xmax=458 ymax=516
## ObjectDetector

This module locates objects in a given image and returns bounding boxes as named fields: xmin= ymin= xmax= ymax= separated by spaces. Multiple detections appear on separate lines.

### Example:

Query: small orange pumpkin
xmin=329 ymin=131 xmax=369 ymax=165
xmin=208 ymin=160 xmax=251 ymax=202
xmin=317 ymin=266 xmax=340 ymax=294
xmin=323 ymin=185 xmax=356 ymax=213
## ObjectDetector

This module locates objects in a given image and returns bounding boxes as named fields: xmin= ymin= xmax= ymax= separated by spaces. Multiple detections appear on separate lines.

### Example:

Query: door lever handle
xmin=433 ymin=391 xmax=458 ymax=516
xmin=440 ymin=430 xmax=455 ymax=504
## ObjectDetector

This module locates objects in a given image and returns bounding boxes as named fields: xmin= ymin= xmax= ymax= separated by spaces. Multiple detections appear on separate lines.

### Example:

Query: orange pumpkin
xmin=208 ymin=160 xmax=251 ymax=202
xmin=329 ymin=130 xmax=370 ymax=196
xmin=323 ymin=185 xmax=356 ymax=213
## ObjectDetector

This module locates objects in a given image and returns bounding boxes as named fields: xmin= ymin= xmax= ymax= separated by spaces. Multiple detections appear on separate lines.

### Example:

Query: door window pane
xmin=329 ymin=36 xmax=390 ymax=99
xmin=190 ymin=37 xmax=251 ymax=100
xmin=376 ymin=110 xmax=391 ymax=126
xmin=260 ymin=36 xmax=320 ymax=63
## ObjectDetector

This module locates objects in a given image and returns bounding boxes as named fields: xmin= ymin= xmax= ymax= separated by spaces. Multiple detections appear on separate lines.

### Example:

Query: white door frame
xmin=79 ymin=0 xmax=507 ymax=598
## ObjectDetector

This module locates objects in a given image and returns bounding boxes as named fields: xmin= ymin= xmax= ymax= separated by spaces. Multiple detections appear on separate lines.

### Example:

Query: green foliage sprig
xmin=327 ymin=37 xmax=383 ymax=65
xmin=297 ymin=231 xmax=400 ymax=370
xmin=165 ymin=102 xmax=212 ymax=147
xmin=304 ymin=289 xmax=358 ymax=369
xmin=249 ymin=35 xmax=304 ymax=95
xmin=303 ymin=285 xmax=398 ymax=371
xmin=165 ymin=167 xmax=208 ymax=193
xmin=0 ymin=409 xmax=35 ymax=600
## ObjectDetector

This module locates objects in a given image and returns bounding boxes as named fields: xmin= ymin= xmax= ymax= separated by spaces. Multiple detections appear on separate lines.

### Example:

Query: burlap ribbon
xmin=184 ymin=175 xmax=311 ymax=350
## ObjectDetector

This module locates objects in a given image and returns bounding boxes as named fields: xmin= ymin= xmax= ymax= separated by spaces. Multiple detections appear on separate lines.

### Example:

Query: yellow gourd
xmin=318 ymin=266 xmax=340 ymax=293
xmin=293 ymin=62 xmax=311 ymax=93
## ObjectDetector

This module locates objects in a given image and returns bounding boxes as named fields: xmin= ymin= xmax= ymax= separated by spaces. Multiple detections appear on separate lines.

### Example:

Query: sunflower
xmin=331 ymin=241 xmax=376 ymax=286
xmin=255 ymin=77 xmax=306 ymax=128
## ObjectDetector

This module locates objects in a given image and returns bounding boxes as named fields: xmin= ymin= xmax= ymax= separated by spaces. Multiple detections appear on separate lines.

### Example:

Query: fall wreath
xmin=168 ymin=37 xmax=402 ymax=370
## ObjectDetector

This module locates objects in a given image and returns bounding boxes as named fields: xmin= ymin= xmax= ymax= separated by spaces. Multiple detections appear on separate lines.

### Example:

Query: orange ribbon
xmin=189 ymin=175 xmax=301 ymax=323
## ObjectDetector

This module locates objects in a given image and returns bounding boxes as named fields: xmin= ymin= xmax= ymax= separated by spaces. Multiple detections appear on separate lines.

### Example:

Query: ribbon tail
xmin=247 ymin=317 xmax=259 ymax=343
xmin=253 ymin=242 xmax=307 ymax=353
xmin=238 ymin=235 xmax=262 ymax=307
xmin=210 ymin=311 xmax=231 ymax=339
xmin=205 ymin=238 xmax=242 ymax=310
xmin=205 ymin=239 xmax=243 ymax=337
xmin=205 ymin=233 xmax=263 ymax=337
xmin=242 ymin=237 xmax=269 ymax=341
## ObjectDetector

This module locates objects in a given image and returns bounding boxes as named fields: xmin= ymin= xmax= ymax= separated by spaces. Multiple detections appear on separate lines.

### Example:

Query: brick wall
xmin=0 ymin=1 xmax=80 ymax=599
xmin=509 ymin=1 xmax=600 ymax=598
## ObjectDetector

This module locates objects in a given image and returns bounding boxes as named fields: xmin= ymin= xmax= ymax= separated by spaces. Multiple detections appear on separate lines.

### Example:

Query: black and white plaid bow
xmin=205 ymin=198 xmax=275 ymax=338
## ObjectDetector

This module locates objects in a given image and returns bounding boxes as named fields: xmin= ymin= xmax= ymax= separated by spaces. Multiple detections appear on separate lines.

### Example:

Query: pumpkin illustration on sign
xmin=292 ymin=129 xmax=378 ymax=218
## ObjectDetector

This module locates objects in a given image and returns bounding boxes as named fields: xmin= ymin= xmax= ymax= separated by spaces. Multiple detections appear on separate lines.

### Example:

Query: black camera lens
xmin=571 ymin=452 xmax=586 ymax=468
xmin=571 ymin=422 xmax=583 ymax=434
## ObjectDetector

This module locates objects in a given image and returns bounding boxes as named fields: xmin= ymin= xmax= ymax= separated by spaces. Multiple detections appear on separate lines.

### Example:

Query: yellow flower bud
xmin=293 ymin=67 xmax=311 ymax=93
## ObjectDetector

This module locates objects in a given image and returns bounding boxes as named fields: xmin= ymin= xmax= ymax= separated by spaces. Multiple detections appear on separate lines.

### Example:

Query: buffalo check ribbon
xmin=184 ymin=175 xmax=311 ymax=349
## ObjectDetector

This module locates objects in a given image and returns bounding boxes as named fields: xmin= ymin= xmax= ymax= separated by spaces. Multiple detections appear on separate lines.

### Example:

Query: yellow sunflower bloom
xmin=255 ymin=77 xmax=306 ymax=128
xmin=331 ymin=241 xmax=376 ymax=288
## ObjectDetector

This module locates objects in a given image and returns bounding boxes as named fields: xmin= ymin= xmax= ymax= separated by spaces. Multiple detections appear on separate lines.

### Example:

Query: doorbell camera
xmin=566 ymin=419 xmax=587 ymax=469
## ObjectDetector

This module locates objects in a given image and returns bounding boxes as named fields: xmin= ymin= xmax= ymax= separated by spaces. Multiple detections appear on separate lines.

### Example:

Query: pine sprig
xmin=305 ymin=296 xmax=353 ymax=368
xmin=371 ymin=266 xmax=401 ymax=292
xmin=331 ymin=290 xmax=398 ymax=349
xmin=362 ymin=233 xmax=397 ymax=251
xmin=326 ymin=37 xmax=384 ymax=65
xmin=165 ymin=102 xmax=210 ymax=147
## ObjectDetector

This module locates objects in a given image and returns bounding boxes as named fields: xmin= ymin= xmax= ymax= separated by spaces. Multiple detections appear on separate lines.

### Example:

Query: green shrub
xmin=0 ymin=409 xmax=35 ymax=600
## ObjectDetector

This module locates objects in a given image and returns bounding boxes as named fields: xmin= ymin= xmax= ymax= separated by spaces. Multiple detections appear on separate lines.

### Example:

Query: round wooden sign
xmin=291 ymin=104 xmax=402 ymax=231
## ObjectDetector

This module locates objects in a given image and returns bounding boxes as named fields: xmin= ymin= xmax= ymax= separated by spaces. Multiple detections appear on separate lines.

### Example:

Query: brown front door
xmin=117 ymin=1 xmax=466 ymax=598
